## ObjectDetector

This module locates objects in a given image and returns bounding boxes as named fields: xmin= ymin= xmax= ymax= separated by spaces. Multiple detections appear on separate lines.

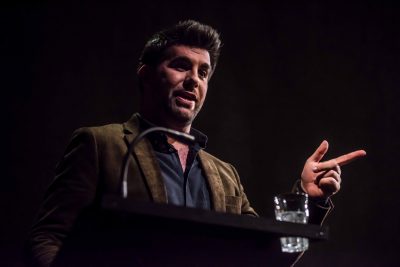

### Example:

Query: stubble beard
xmin=165 ymin=98 xmax=201 ymax=128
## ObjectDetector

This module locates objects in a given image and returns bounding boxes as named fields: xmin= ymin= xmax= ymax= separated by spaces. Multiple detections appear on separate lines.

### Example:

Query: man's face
xmin=141 ymin=45 xmax=211 ymax=128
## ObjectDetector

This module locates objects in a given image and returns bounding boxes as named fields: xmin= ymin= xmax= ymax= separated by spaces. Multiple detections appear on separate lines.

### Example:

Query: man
xmin=26 ymin=20 xmax=366 ymax=267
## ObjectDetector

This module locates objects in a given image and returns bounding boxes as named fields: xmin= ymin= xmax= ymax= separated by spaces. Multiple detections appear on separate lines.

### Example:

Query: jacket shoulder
xmin=70 ymin=122 xmax=128 ymax=145
xmin=72 ymin=114 xmax=140 ymax=143
xmin=75 ymin=122 xmax=125 ymax=136
xmin=199 ymin=150 xmax=239 ymax=181
xmin=199 ymin=150 xmax=233 ymax=169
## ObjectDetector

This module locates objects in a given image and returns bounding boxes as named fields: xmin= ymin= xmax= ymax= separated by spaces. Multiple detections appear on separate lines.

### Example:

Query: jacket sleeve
xmin=25 ymin=128 xmax=100 ymax=267
xmin=291 ymin=179 xmax=333 ymax=225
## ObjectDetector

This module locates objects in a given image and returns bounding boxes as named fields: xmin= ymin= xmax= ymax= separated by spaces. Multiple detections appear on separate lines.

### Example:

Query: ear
xmin=137 ymin=64 xmax=151 ymax=89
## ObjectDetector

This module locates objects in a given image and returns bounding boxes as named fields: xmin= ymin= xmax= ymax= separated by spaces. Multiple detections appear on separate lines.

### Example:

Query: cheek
xmin=201 ymin=82 xmax=209 ymax=95
xmin=198 ymin=85 xmax=208 ymax=101
xmin=161 ymin=70 xmax=183 ymax=87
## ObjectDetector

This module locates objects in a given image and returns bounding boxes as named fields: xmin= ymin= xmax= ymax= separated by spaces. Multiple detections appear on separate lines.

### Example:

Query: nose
xmin=183 ymin=71 xmax=199 ymax=91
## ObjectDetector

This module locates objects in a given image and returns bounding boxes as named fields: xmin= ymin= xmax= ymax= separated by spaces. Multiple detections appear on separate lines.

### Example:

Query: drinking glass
xmin=274 ymin=192 xmax=309 ymax=253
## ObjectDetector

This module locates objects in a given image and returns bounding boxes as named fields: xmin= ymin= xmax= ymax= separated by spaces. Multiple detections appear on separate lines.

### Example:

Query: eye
xmin=169 ymin=58 xmax=191 ymax=71
xmin=199 ymin=69 xmax=208 ymax=80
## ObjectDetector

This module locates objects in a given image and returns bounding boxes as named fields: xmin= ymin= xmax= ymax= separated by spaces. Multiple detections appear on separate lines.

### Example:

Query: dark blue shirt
xmin=139 ymin=116 xmax=211 ymax=210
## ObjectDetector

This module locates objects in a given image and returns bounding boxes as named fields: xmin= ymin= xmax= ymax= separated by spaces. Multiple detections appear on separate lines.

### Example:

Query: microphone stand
xmin=121 ymin=127 xmax=195 ymax=198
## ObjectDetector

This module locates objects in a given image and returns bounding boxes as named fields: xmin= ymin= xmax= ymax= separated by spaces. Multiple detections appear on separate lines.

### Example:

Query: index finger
xmin=309 ymin=140 xmax=329 ymax=162
xmin=334 ymin=150 xmax=367 ymax=166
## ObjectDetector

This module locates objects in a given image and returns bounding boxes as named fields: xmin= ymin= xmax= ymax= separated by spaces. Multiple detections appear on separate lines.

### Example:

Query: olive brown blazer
xmin=26 ymin=114 xmax=257 ymax=267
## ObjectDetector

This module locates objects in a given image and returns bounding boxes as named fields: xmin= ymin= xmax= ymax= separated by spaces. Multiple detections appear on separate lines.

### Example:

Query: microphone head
xmin=163 ymin=128 xmax=196 ymax=145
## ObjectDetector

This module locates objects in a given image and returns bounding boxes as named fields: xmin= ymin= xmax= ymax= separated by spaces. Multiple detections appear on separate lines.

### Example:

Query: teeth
xmin=178 ymin=94 xmax=195 ymax=101
xmin=179 ymin=96 xmax=193 ymax=101
xmin=178 ymin=91 xmax=194 ymax=99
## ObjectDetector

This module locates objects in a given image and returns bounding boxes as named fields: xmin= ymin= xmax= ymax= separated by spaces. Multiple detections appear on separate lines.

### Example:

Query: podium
xmin=54 ymin=196 xmax=328 ymax=267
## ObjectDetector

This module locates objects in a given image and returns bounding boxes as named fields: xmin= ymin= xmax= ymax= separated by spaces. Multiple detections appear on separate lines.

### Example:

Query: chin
xmin=170 ymin=108 xmax=196 ymax=125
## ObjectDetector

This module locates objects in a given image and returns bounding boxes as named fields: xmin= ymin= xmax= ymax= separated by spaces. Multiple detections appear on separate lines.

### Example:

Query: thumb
xmin=308 ymin=140 xmax=329 ymax=163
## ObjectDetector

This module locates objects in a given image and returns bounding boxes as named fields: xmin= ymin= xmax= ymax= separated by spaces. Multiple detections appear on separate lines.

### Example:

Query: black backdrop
xmin=2 ymin=1 xmax=399 ymax=266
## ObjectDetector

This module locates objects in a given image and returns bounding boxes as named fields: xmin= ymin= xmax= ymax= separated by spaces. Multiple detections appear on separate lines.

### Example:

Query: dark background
xmin=2 ymin=1 xmax=399 ymax=266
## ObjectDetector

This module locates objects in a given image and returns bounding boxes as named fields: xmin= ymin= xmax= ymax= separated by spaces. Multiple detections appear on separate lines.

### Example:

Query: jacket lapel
xmin=198 ymin=150 xmax=225 ymax=212
xmin=123 ymin=114 xmax=167 ymax=203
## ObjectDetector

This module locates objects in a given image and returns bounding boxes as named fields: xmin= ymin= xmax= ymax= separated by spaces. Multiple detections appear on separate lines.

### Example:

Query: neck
xmin=139 ymin=111 xmax=191 ymax=134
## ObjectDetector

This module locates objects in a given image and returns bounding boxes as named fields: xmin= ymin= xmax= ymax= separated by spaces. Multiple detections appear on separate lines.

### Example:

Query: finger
xmin=314 ymin=159 xmax=338 ymax=172
xmin=315 ymin=163 xmax=342 ymax=176
xmin=335 ymin=150 xmax=367 ymax=167
xmin=335 ymin=164 xmax=342 ymax=176
xmin=308 ymin=140 xmax=329 ymax=162
xmin=322 ymin=169 xmax=342 ymax=184
xmin=314 ymin=168 xmax=341 ymax=185
xmin=318 ymin=177 xmax=340 ymax=195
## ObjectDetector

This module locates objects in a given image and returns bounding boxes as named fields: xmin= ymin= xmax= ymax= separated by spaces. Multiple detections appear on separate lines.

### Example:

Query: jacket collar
xmin=122 ymin=113 xmax=167 ymax=203
xmin=136 ymin=114 xmax=208 ymax=149
xmin=198 ymin=150 xmax=225 ymax=212
xmin=123 ymin=113 xmax=225 ymax=212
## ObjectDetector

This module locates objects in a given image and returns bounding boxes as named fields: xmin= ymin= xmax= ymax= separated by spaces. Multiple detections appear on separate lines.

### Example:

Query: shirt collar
xmin=137 ymin=114 xmax=208 ymax=150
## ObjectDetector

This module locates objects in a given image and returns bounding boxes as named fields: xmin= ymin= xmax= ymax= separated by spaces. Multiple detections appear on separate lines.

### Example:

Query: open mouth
xmin=174 ymin=91 xmax=197 ymax=102
xmin=174 ymin=91 xmax=197 ymax=109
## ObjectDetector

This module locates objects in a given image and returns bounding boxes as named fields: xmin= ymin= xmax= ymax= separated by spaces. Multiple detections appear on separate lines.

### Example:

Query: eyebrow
xmin=199 ymin=63 xmax=211 ymax=72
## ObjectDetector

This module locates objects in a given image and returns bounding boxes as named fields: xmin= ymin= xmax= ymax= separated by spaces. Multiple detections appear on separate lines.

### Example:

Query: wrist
xmin=293 ymin=179 xmax=330 ymax=206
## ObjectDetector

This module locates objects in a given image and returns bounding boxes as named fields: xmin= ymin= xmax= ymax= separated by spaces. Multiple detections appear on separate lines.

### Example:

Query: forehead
xmin=163 ymin=45 xmax=211 ymax=67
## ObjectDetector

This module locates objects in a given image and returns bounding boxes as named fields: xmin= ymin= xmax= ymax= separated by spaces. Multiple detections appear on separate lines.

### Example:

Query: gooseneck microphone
xmin=121 ymin=127 xmax=196 ymax=198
